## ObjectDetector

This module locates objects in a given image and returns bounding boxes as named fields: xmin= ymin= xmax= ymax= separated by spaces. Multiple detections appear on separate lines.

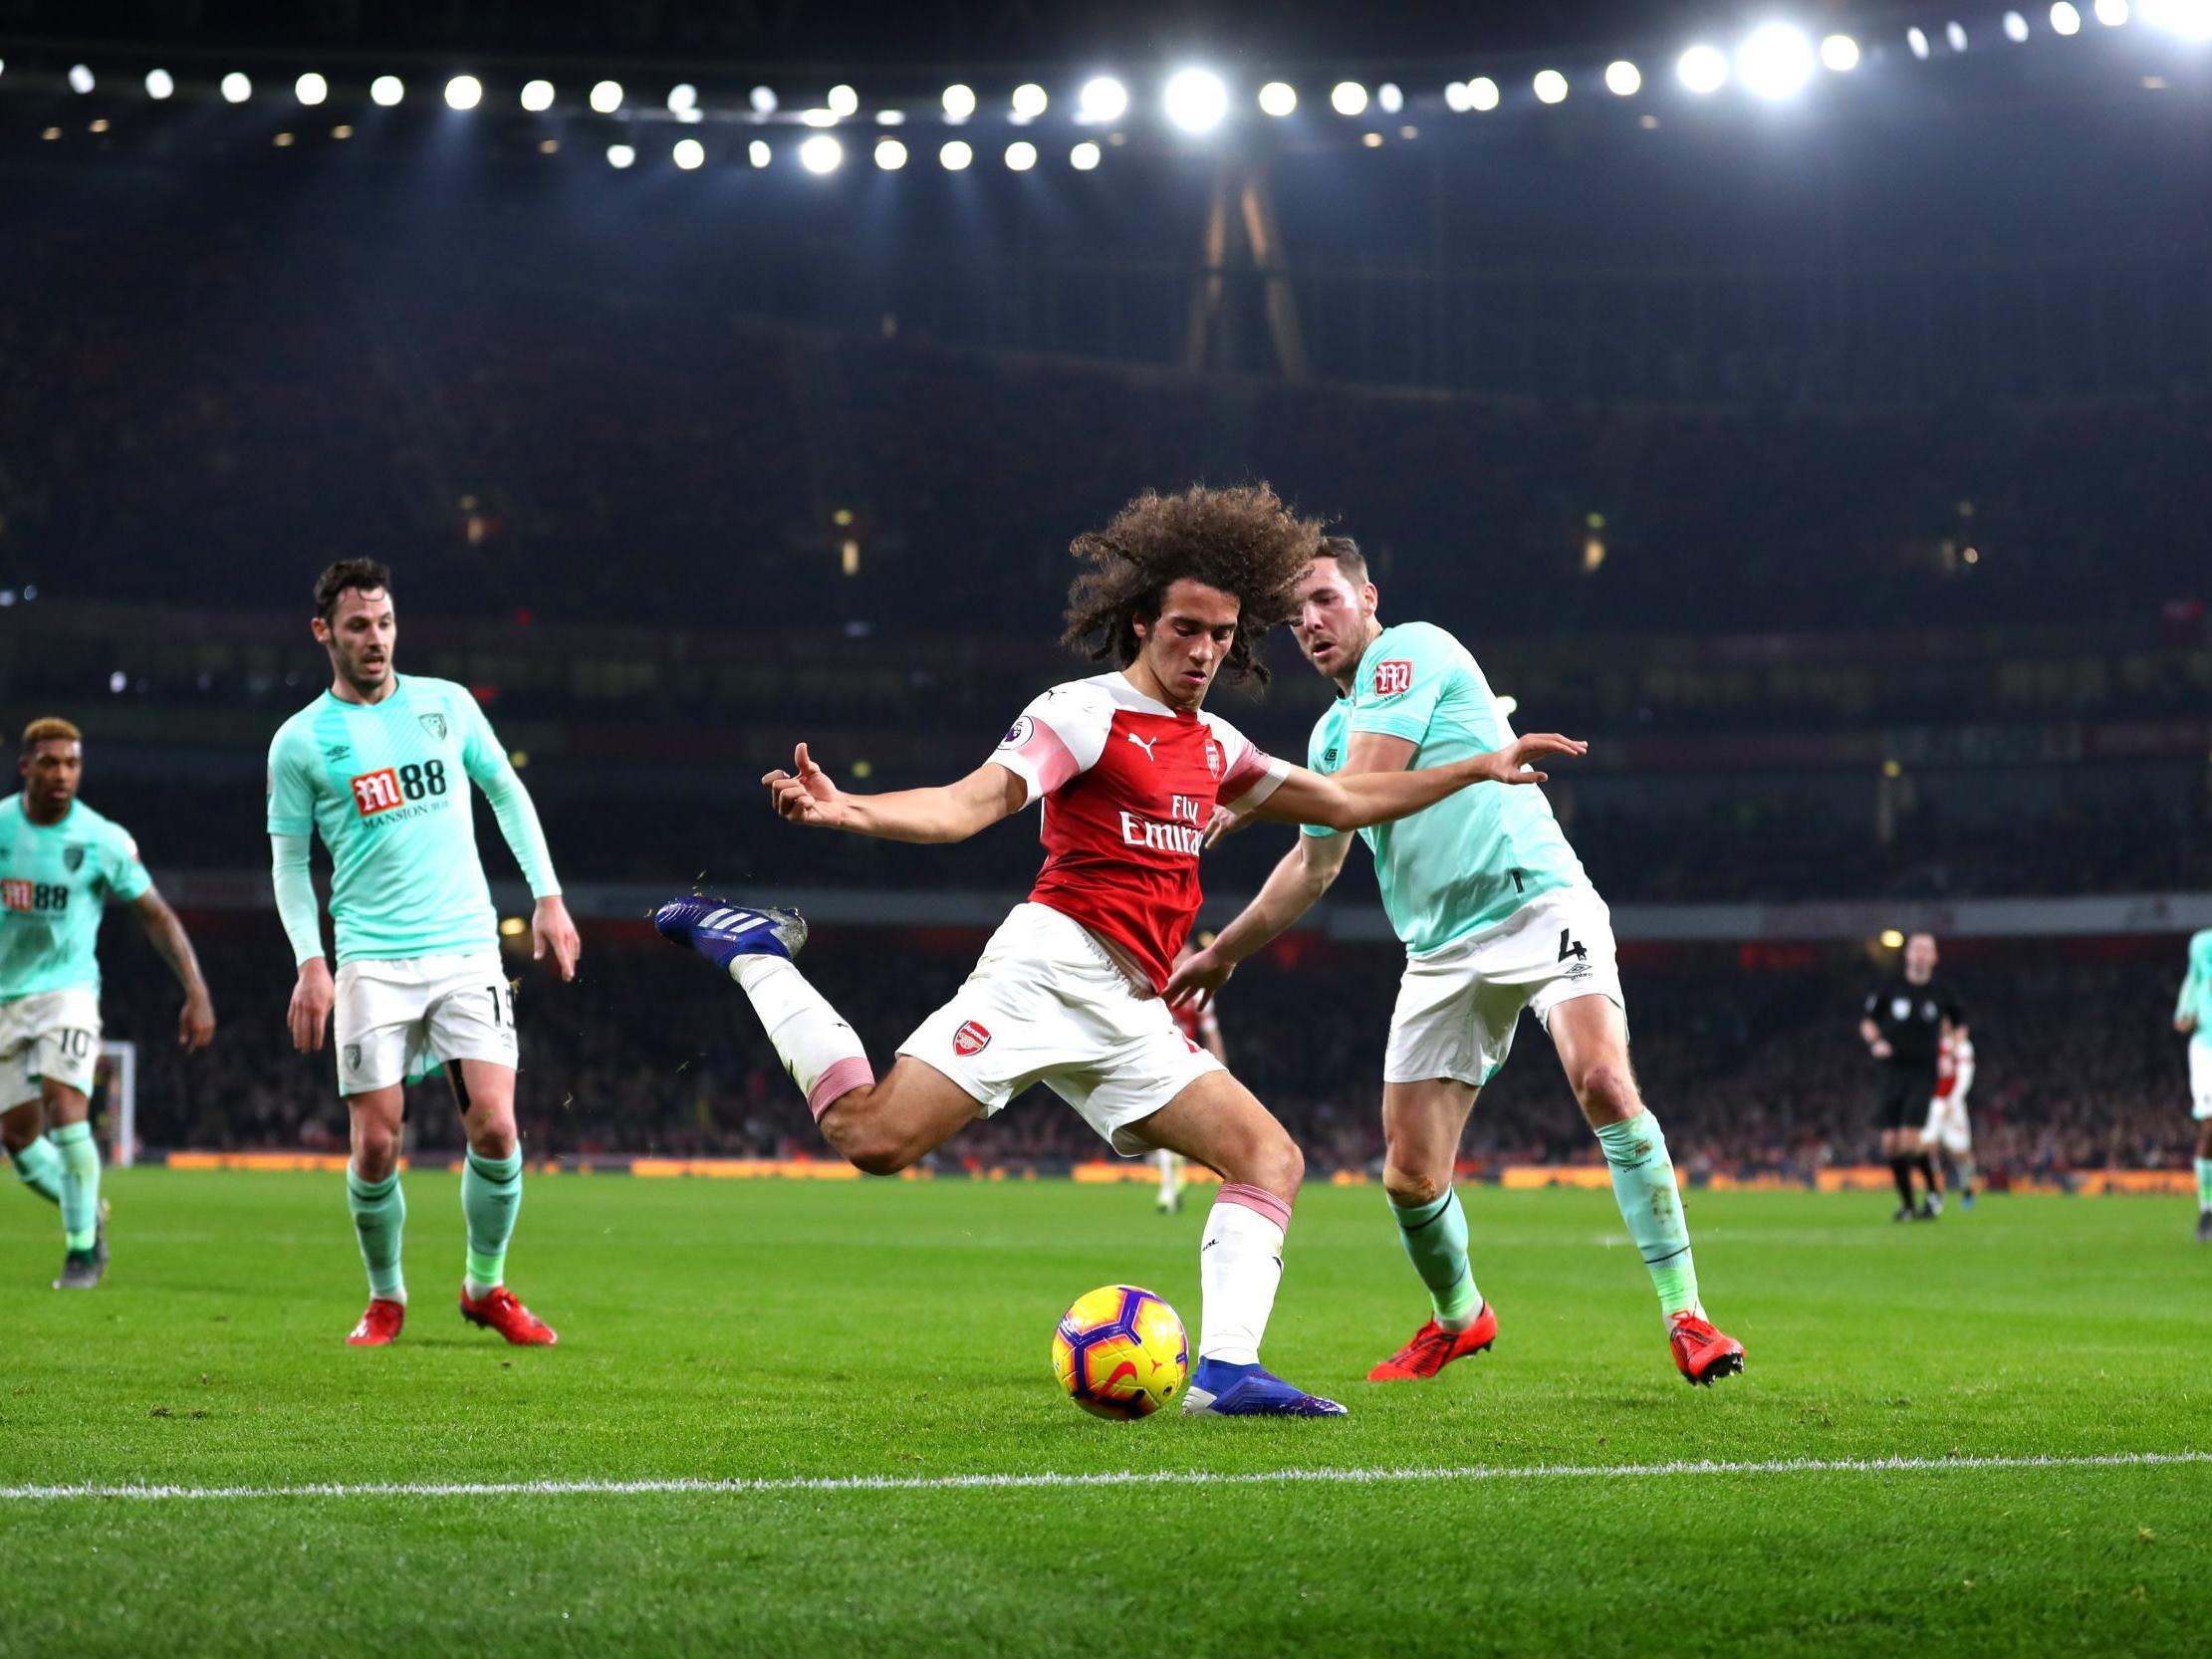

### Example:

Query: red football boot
xmin=458 ymin=1285 xmax=559 ymax=1346
xmin=346 ymin=1298 xmax=405 ymax=1346
xmin=1668 ymin=1310 xmax=1745 ymax=1385
xmin=1366 ymin=1302 xmax=1499 ymax=1381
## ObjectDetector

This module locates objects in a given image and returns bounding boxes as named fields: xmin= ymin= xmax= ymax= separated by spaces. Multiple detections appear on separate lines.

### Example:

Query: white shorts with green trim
xmin=0 ymin=989 xmax=102 ymax=1106
xmin=897 ymin=903 xmax=1221 ymax=1156
xmin=2191 ymin=1042 xmax=2212 ymax=1123
xmin=333 ymin=951 xmax=516 ymax=1096
xmin=1383 ymin=886 xmax=1624 ymax=1088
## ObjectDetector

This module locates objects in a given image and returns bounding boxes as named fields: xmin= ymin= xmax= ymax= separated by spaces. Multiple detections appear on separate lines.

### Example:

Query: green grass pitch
xmin=0 ymin=1171 xmax=2205 ymax=1658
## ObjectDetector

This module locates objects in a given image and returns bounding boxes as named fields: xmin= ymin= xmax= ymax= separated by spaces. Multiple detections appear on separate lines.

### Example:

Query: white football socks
xmin=729 ymin=956 xmax=873 ymax=1118
xmin=1197 ymin=1184 xmax=1291 ymax=1365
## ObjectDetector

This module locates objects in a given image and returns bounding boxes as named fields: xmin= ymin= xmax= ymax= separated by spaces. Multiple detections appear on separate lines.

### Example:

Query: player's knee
xmin=469 ymin=1121 xmax=518 ymax=1160
xmin=819 ymin=1092 xmax=916 ymax=1177
xmin=1234 ymin=1126 xmax=1303 ymax=1203
xmin=351 ymin=1131 xmax=399 ymax=1181
xmin=1381 ymin=1164 xmax=1446 ymax=1209
xmin=1574 ymin=1062 xmax=1640 ymax=1123
xmin=0 ymin=1115 xmax=34 ymax=1154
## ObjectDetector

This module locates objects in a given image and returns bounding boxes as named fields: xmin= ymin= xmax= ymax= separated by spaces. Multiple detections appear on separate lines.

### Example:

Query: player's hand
xmin=1869 ymin=1039 xmax=1894 ymax=1061
xmin=1164 ymin=945 xmax=1234 ymax=1011
xmin=1201 ymin=806 xmax=1245 ymax=850
xmin=1474 ymin=733 xmax=1587 ymax=786
xmin=2178 ymin=1016 xmax=2198 ymax=1036
xmin=288 ymin=959 xmax=335 ymax=1055
xmin=533 ymin=894 xmax=581 ymax=982
xmin=762 ymin=742 xmax=849 ymax=830
xmin=178 ymin=990 xmax=216 ymax=1052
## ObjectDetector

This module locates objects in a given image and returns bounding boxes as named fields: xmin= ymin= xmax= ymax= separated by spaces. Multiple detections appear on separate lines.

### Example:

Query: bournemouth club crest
xmin=953 ymin=1021 xmax=992 ymax=1057
xmin=418 ymin=712 xmax=448 ymax=741
xmin=63 ymin=845 xmax=86 ymax=872
xmin=344 ymin=1043 xmax=364 ymax=1074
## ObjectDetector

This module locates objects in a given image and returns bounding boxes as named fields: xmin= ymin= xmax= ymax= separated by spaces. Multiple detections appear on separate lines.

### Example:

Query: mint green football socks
xmin=9 ymin=1133 xmax=65 ymax=1208
xmin=1388 ymin=1188 xmax=1483 ymax=1330
xmin=462 ymin=1148 xmax=523 ymax=1298
xmin=1593 ymin=1112 xmax=1700 ymax=1320
xmin=50 ymin=1120 xmax=101 ymax=1252
xmin=346 ymin=1166 xmax=408 ymax=1303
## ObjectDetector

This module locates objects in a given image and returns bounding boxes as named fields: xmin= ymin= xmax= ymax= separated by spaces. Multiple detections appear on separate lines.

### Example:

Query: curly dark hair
xmin=1060 ymin=483 xmax=1323 ymax=688
xmin=312 ymin=557 xmax=392 ymax=623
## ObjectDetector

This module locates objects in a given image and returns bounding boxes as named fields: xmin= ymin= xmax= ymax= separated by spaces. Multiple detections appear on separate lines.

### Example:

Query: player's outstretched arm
xmin=130 ymin=887 xmax=216 ymax=1051
xmin=763 ymin=743 xmax=1028 ymax=843
xmin=1166 ymin=833 xmax=1352 ymax=1009
xmin=1249 ymin=733 xmax=1587 ymax=833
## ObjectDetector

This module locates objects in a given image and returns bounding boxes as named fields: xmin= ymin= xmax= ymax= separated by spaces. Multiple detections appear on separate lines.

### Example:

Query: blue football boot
xmin=1182 ymin=1358 xmax=1348 ymax=1418
xmin=652 ymin=896 xmax=809 ymax=971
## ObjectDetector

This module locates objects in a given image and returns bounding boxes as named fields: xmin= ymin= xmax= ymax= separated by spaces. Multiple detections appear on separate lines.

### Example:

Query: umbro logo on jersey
xmin=953 ymin=1021 xmax=992 ymax=1057
xmin=419 ymin=713 xmax=448 ymax=740
xmin=1126 ymin=732 xmax=1159 ymax=762
xmin=323 ymin=743 xmax=352 ymax=762
xmin=1324 ymin=747 xmax=1341 ymax=767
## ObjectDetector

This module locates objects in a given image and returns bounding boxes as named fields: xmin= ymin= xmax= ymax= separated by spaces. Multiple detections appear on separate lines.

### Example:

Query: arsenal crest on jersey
xmin=419 ymin=713 xmax=448 ymax=740
xmin=1203 ymin=739 xmax=1221 ymax=777
xmin=63 ymin=845 xmax=85 ymax=872
xmin=953 ymin=1021 xmax=992 ymax=1057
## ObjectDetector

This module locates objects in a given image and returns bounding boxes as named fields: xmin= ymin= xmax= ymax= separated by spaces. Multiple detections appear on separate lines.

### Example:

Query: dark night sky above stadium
xmin=24 ymin=0 xmax=1897 ymax=67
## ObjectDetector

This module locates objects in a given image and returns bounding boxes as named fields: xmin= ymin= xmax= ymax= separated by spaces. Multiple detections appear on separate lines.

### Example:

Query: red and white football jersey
xmin=1934 ymin=1029 xmax=1976 ymax=1100
xmin=989 ymin=673 xmax=1289 ymax=990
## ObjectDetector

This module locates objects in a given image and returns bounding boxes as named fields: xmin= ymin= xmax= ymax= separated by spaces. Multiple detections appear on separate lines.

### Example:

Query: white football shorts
xmin=333 ymin=951 xmax=517 ymax=1096
xmin=898 ymin=902 xmax=1223 ymax=1156
xmin=0 ymin=989 xmax=103 ymax=1106
xmin=1921 ymin=1093 xmax=1973 ymax=1153
xmin=2192 ymin=1042 xmax=2212 ymax=1123
xmin=1384 ymin=885 xmax=1625 ymax=1087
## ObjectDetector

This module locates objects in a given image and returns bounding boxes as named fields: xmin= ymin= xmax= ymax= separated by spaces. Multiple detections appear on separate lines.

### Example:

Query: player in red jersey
xmin=1154 ymin=935 xmax=1228 ymax=1215
xmin=655 ymin=485 xmax=1583 ymax=1418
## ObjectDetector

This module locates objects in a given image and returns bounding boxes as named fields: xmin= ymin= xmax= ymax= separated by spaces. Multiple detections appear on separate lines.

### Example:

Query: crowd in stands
xmin=97 ymin=928 xmax=2203 ymax=1182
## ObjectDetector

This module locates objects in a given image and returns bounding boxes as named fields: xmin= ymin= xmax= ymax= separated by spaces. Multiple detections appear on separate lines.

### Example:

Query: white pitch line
xmin=2 ymin=1450 xmax=2206 ymax=1505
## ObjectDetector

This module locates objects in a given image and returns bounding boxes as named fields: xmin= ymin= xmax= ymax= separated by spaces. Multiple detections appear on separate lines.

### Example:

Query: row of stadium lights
xmin=27 ymin=4 xmax=2212 ymax=172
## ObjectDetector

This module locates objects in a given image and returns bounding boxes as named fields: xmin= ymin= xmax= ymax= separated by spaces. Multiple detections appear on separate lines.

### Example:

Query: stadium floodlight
xmin=2093 ymin=0 xmax=2128 ymax=23
xmin=1070 ymin=139 xmax=1102 ymax=169
xmin=750 ymin=85 xmax=778 ymax=114
xmin=1907 ymin=26 xmax=1933 ymax=57
xmin=1331 ymin=80 xmax=1368 ymax=115
xmin=1676 ymin=44 xmax=1729 ymax=94
xmin=941 ymin=83 xmax=977 ymax=120
xmin=2144 ymin=0 xmax=2212 ymax=35
xmin=1005 ymin=139 xmax=1038 ymax=169
xmin=520 ymin=79 xmax=555 ymax=112
xmin=1468 ymin=76 xmax=1501 ymax=111
xmin=1012 ymin=82 xmax=1048 ymax=118
xmin=874 ymin=136 xmax=907 ymax=169
xmin=1377 ymin=82 xmax=1404 ymax=113
xmin=2051 ymin=0 xmax=2085 ymax=27
xmin=672 ymin=137 xmax=704 ymax=169
xmin=939 ymin=137 xmax=973 ymax=169
xmin=144 ymin=68 xmax=174 ymax=100
xmin=828 ymin=84 xmax=859 ymax=118
xmin=2004 ymin=9 xmax=2032 ymax=39
xmin=1738 ymin=23 xmax=1816 ymax=100
xmin=1532 ymin=69 xmax=1569 ymax=104
xmin=1443 ymin=80 xmax=1472 ymax=112
xmin=607 ymin=142 xmax=635 ymax=168
xmin=590 ymin=80 xmax=623 ymax=114
xmin=801 ymin=109 xmax=838 ymax=126
xmin=444 ymin=75 xmax=482 ymax=111
xmin=1947 ymin=20 xmax=1970 ymax=49
xmin=370 ymin=75 xmax=403 ymax=106
xmin=1604 ymin=60 xmax=1641 ymax=96
xmin=1259 ymin=80 xmax=1298 ymax=116
xmin=221 ymin=72 xmax=252 ymax=103
xmin=1079 ymin=76 xmax=1128 ymax=121
xmin=667 ymin=83 xmax=698 ymax=115
xmin=799 ymin=133 xmax=842 ymax=173
xmin=748 ymin=138 xmax=771 ymax=167
xmin=69 ymin=64 xmax=94 ymax=95
xmin=296 ymin=73 xmax=328 ymax=106
xmin=1821 ymin=33 xmax=1862 ymax=70
xmin=1163 ymin=67 xmax=1229 ymax=132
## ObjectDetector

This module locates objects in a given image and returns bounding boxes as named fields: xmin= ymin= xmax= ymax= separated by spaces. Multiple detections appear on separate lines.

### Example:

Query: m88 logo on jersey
xmin=1374 ymin=659 xmax=1414 ymax=697
xmin=351 ymin=761 xmax=448 ymax=817
xmin=3 ymin=880 xmax=69 ymax=913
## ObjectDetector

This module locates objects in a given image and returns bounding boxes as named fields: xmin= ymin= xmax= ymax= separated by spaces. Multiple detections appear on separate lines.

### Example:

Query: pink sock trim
xmin=1216 ymin=1181 xmax=1292 ymax=1233
xmin=806 ymin=1057 xmax=875 ymax=1121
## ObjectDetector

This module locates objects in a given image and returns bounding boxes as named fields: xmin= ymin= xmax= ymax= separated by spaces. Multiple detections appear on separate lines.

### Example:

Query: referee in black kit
xmin=1859 ymin=932 xmax=1966 ymax=1221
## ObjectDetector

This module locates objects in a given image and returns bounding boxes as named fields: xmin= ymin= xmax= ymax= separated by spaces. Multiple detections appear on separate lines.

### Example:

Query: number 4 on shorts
xmin=1558 ymin=928 xmax=1588 ymax=963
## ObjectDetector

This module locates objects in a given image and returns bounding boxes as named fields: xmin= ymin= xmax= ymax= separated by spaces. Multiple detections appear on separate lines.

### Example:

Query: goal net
xmin=97 ymin=1040 xmax=138 ymax=1169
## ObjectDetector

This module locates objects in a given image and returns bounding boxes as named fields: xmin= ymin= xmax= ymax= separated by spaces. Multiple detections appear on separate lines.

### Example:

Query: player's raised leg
xmin=446 ymin=1057 xmax=555 ymax=1346
xmin=1366 ymin=1076 xmax=1497 ymax=1381
xmin=343 ymin=1083 xmax=409 ymax=1344
xmin=1 ymin=1102 xmax=64 ymax=1212
xmin=1549 ymin=995 xmax=1743 ymax=1385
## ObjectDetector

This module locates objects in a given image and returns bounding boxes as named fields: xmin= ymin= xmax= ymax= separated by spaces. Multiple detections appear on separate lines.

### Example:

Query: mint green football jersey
xmin=0 ymin=795 xmax=153 ymax=1002
xmin=2179 ymin=929 xmax=2212 ymax=1048
xmin=266 ymin=675 xmax=515 ymax=963
xmin=1303 ymin=621 xmax=1588 ymax=953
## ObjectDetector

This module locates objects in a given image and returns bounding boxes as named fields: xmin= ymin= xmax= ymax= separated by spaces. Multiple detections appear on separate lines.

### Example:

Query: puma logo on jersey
xmin=1126 ymin=732 xmax=1159 ymax=762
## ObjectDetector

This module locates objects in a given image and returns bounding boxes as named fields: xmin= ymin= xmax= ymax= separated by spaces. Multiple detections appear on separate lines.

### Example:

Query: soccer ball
xmin=1051 ymin=1284 xmax=1189 ymax=1419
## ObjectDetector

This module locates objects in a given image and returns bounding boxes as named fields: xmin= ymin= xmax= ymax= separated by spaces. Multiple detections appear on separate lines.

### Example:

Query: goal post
xmin=99 ymin=1040 xmax=137 ymax=1169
